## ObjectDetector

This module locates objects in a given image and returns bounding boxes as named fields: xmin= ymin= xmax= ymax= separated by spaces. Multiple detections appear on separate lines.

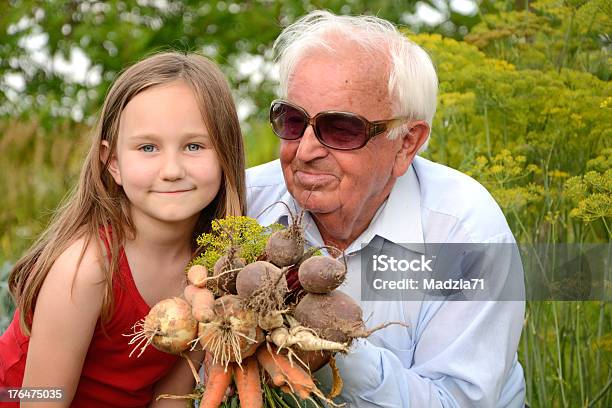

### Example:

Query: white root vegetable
xmin=267 ymin=315 xmax=348 ymax=353
xmin=268 ymin=326 xmax=348 ymax=353
xmin=258 ymin=310 xmax=285 ymax=331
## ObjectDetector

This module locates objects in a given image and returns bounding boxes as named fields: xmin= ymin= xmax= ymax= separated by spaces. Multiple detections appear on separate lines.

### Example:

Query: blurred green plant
xmin=2 ymin=0 xmax=486 ymax=124
xmin=410 ymin=2 xmax=611 ymax=405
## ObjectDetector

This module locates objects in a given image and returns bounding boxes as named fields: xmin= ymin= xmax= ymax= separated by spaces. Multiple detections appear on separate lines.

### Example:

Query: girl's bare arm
xmin=21 ymin=237 xmax=105 ymax=408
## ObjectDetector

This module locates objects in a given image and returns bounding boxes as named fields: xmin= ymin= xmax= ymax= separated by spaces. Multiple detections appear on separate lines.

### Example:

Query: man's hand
xmin=314 ymin=340 xmax=384 ymax=403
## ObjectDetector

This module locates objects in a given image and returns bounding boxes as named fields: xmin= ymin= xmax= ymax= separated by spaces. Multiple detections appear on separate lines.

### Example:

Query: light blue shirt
xmin=246 ymin=156 xmax=526 ymax=407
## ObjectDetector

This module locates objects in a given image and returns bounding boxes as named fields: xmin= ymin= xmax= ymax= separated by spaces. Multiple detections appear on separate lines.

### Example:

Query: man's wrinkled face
xmin=280 ymin=48 xmax=405 ymax=222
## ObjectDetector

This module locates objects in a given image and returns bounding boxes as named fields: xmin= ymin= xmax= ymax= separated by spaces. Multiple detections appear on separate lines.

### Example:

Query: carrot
xmin=234 ymin=356 xmax=263 ymax=408
xmin=183 ymin=284 xmax=199 ymax=304
xmin=269 ymin=348 xmax=314 ymax=387
xmin=256 ymin=346 xmax=316 ymax=400
xmin=188 ymin=264 xmax=209 ymax=287
xmin=200 ymin=360 xmax=234 ymax=408
xmin=191 ymin=287 xmax=215 ymax=322
xmin=256 ymin=346 xmax=286 ymax=387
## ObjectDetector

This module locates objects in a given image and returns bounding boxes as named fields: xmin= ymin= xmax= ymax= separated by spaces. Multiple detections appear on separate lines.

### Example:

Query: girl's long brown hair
xmin=9 ymin=52 xmax=246 ymax=335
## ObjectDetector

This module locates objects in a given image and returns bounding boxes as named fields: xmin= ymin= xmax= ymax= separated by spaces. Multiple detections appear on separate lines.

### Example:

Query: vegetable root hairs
xmin=328 ymin=355 xmax=344 ymax=399
xmin=190 ymin=318 xmax=258 ymax=370
xmin=201 ymin=267 xmax=241 ymax=286
xmin=267 ymin=337 xmax=311 ymax=372
xmin=341 ymin=320 xmax=409 ymax=340
xmin=242 ymin=266 xmax=287 ymax=322
xmin=180 ymin=352 xmax=202 ymax=384
xmin=123 ymin=319 xmax=158 ymax=358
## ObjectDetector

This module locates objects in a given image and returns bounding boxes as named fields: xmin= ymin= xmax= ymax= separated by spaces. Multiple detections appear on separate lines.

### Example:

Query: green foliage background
xmin=0 ymin=0 xmax=610 ymax=406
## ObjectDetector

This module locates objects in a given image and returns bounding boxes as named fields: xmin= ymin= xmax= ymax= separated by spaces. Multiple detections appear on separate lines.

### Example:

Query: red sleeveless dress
xmin=0 ymin=246 xmax=179 ymax=407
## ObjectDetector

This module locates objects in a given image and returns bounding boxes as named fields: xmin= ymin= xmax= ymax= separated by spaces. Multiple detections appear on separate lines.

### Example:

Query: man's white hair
xmin=273 ymin=10 xmax=438 ymax=150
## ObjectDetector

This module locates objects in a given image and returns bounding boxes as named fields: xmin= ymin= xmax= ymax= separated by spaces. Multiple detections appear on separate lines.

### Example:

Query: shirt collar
xmin=369 ymin=164 xmax=425 ymax=254
xmin=259 ymin=164 xmax=425 ymax=255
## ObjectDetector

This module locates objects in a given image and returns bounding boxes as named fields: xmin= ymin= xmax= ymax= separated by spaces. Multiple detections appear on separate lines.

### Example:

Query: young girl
xmin=0 ymin=52 xmax=245 ymax=407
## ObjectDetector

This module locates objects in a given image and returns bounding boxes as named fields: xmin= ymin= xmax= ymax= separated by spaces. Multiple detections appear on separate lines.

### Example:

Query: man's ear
xmin=100 ymin=140 xmax=122 ymax=186
xmin=392 ymin=121 xmax=430 ymax=178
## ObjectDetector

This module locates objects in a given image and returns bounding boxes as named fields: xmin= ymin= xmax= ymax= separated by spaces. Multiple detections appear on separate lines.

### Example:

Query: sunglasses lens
xmin=270 ymin=102 xmax=307 ymax=140
xmin=317 ymin=113 xmax=367 ymax=150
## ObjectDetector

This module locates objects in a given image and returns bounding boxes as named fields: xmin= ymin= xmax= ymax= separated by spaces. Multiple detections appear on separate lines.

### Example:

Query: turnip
xmin=125 ymin=297 xmax=197 ymax=357
xmin=298 ymin=255 xmax=346 ymax=294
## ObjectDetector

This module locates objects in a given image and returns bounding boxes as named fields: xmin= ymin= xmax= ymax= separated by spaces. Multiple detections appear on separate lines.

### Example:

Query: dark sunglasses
xmin=269 ymin=99 xmax=410 ymax=150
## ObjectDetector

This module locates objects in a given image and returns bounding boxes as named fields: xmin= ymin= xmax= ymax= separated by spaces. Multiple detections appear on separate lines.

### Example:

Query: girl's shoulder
xmin=33 ymin=234 xmax=107 ymax=339
xmin=48 ymin=235 xmax=106 ymax=292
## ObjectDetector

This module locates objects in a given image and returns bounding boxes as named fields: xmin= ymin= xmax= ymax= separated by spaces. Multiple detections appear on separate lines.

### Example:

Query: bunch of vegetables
xmin=125 ymin=214 xmax=400 ymax=407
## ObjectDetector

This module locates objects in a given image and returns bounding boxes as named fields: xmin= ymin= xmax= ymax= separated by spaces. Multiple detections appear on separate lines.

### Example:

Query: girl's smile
xmin=154 ymin=189 xmax=194 ymax=194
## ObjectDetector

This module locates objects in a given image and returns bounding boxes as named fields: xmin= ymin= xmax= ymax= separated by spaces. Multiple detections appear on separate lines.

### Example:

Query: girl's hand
xmin=149 ymin=349 xmax=205 ymax=407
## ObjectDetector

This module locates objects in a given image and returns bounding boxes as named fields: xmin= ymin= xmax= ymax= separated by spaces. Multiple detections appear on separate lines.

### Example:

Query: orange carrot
xmin=256 ymin=346 xmax=316 ymax=400
xmin=200 ymin=360 xmax=234 ymax=408
xmin=234 ymin=356 xmax=263 ymax=408
xmin=270 ymin=350 xmax=315 ymax=389
xmin=191 ymin=287 xmax=215 ymax=322
xmin=183 ymin=284 xmax=199 ymax=304
xmin=256 ymin=346 xmax=286 ymax=387
xmin=188 ymin=264 xmax=209 ymax=287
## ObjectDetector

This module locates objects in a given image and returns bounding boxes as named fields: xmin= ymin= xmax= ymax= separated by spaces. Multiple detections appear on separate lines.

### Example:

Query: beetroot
xmin=294 ymin=291 xmax=363 ymax=344
xmin=265 ymin=229 xmax=304 ymax=267
xmin=213 ymin=253 xmax=245 ymax=295
xmin=298 ymin=256 xmax=346 ymax=294
xmin=264 ymin=202 xmax=305 ymax=267
xmin=236 ymin=261 xmax=286 ymax=299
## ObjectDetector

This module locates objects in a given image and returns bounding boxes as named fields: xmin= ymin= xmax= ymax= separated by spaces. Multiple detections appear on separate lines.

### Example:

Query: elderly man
xmin=247 ymin=10 xmax=525 ymax=407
